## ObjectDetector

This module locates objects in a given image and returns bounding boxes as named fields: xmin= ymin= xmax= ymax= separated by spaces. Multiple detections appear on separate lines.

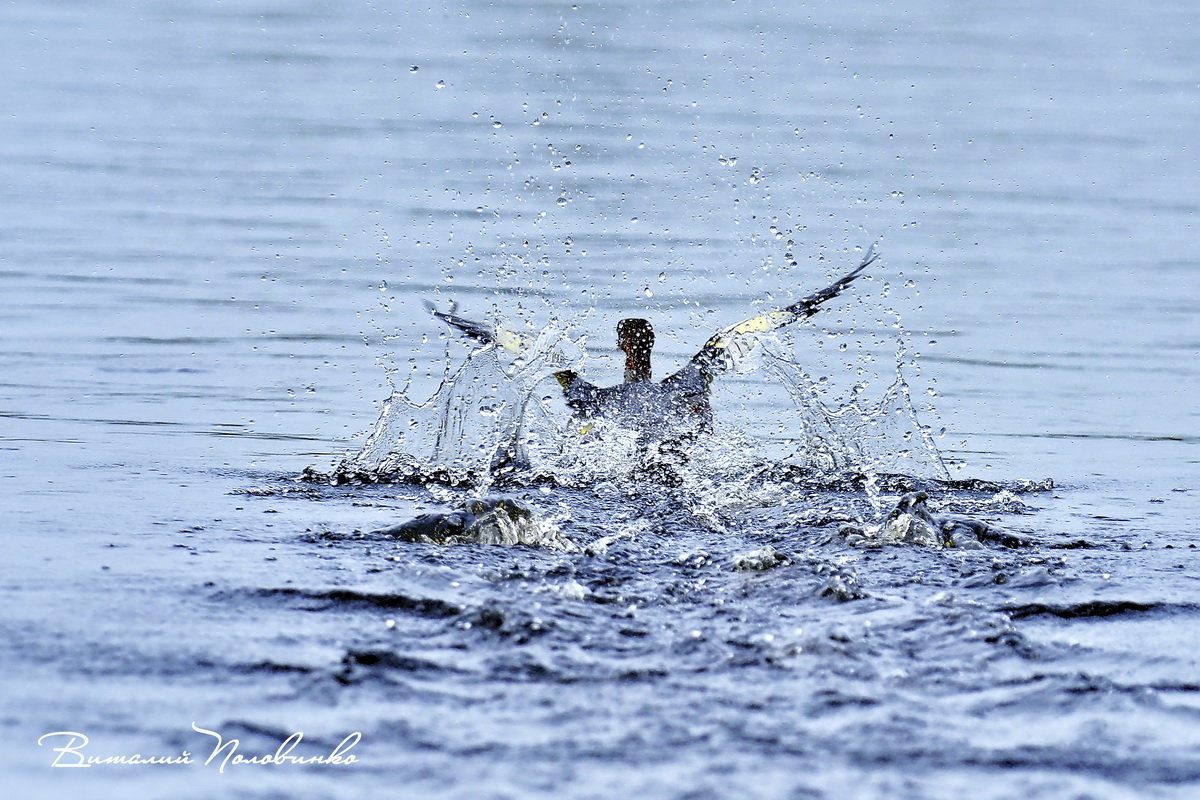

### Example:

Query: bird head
xmin=616 ymin=318 xmax=654 ymax=382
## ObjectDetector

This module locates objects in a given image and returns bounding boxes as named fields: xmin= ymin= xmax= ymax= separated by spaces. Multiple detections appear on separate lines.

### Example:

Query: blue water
xmin=3 ymin=1 xmax=1199 ymax=798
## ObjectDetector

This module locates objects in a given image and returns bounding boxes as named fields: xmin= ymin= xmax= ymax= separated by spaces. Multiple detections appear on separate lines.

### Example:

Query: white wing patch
xmin=493 ymin=326 xmax=530 ymax=354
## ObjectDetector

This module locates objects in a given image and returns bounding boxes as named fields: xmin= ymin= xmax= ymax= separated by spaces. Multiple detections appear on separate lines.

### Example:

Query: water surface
xmin=3 ymin=1 xmax=1199 ymax=798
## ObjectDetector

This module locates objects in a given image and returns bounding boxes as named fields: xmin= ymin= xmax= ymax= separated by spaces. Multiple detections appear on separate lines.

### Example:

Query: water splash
xmin=761 ymin=339 xmax=951 ymax=507
xmin=318 ymin=320 xmax=951 ymax=495
xmin=332 ymin=325 xmax=583 ymax=487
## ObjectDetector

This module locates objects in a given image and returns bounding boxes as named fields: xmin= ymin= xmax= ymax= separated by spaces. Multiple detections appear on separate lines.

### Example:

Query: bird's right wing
xmin=425 ymin=301 xmax=531 ymax=355
xmin=682 ymin=244 xmax=878 ymax=377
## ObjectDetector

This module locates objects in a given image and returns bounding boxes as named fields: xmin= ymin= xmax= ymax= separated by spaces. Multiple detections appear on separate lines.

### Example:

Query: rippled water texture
xmin=3 ymin=1 xmax=1199 ymax=798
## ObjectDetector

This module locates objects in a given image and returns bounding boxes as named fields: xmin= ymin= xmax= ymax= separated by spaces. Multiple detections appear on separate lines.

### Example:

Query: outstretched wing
xmin=679 ymin=244 xmax=878 ymax=378
xmin=424 ymin=301 xmax=530 ymax=354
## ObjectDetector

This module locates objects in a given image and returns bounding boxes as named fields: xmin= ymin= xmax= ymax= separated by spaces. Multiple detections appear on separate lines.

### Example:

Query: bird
xmin=427 ymin=245 xmax=878 ymax=438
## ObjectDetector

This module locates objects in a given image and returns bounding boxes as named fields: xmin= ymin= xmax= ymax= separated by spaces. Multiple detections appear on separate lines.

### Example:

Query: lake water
xmin=3 ymin=0 xmax=1199 ymax=798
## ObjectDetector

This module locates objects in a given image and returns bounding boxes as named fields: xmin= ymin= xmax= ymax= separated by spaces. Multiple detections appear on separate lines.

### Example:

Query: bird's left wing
xmin=679 ymin=244 xmax=878 ymax=378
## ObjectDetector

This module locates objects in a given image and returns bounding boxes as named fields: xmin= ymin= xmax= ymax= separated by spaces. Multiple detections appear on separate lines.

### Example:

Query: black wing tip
xmin=425 ymin=300 xmax=497 ymax=345
xmin=823 ymin=243 xmax=879 ymax=293
xmin=787 ymin=243 xmax=880 ymax=317
xmin=846 ymin=242 xmax=880 ymax=280
xmin=424 ymin=299 xmax=460 ymax=319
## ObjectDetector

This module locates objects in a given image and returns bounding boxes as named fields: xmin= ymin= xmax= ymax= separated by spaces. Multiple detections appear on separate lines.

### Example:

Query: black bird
xmin=428 ymin=245 xmax=877 ymax=436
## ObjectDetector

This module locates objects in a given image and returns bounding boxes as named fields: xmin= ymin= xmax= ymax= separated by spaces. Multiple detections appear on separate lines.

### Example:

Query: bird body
xmin=554 ymin=367 xmax=713 ymax=435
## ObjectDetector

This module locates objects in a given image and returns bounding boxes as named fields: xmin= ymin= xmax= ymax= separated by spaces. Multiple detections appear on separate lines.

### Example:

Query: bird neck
xmin=623 ymin=351 xmax=651 ymax=383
